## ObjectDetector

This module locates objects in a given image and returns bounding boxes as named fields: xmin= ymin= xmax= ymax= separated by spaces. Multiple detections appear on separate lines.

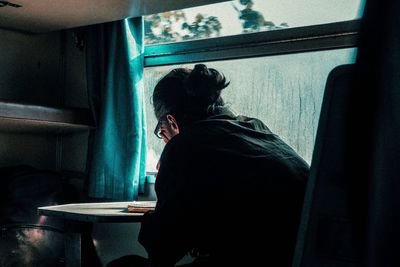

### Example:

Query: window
xmin=144 ymin=0 xmax=365 ymax=45
xmin=144 ymin=48 xmax=357 ymax=172
xmin=143 ymin=0 xmax=365 ymax=174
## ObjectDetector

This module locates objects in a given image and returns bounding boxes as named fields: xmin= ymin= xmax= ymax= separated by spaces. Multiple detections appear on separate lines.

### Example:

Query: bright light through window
xmin=144 ymin=0 xmax=365 ymax=45
xmin=144 ymin=48 xmax=357 ymax=172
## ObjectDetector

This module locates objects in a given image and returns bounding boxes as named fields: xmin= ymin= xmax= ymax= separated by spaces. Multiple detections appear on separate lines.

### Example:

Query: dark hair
xmin=152 ymin=64 xmax=230 ymax=127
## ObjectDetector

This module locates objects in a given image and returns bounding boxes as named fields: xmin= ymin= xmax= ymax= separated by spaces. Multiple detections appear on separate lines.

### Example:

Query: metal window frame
xmin=144 ymin=19 xmax=360 ymax=67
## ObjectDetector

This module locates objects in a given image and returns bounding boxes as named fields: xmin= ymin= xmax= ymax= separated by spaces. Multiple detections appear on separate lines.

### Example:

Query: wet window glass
xmin=144 ymin=48 xmax=357 ymax=172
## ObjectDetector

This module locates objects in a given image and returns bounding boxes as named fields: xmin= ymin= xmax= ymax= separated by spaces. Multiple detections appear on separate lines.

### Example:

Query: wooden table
xmin=38 ymin=201 xmax=155 ymax=267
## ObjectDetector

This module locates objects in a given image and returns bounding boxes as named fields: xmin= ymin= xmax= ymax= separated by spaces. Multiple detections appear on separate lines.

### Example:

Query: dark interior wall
xmin=0 ymin=29 xmax=60 ymax=170
xmin=0 ymin=132 xmax=57 ymax=169
xmin=0 ymin=28 xmax=89 ymax=173
xmin=63 ymin=29 xmax=89 ymax=109
xmin=0 ymin=28 xmax=88 ymax=108
xmin=60 ymin=132 xmax=89 ymax=172
xmin=0 ymin=29 xmax=62 ymax=105
xmin=60 ymin=29 xmax=90 ymax=174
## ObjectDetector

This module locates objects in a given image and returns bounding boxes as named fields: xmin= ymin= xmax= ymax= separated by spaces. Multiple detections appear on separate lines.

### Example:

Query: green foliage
xmin=144 ymin=1 xmax=289 ymax=45
xmin=232 ymin=0 xmax=289 ymax=32
xmin=144 ymin=11 xmax=222 ymax=45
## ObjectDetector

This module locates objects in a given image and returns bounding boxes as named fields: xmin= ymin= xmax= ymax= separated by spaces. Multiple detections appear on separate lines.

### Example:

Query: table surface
xmin=38 ymin=201 xmax=156 ymax=223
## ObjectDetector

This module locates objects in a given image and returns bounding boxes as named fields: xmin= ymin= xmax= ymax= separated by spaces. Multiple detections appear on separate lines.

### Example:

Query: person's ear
xmin=166 ymin=114 xmax=179 ymax=132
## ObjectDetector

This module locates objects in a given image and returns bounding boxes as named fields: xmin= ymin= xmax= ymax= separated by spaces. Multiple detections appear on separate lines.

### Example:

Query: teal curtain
xmin=86 ymin=18 xmax=147 ymax=200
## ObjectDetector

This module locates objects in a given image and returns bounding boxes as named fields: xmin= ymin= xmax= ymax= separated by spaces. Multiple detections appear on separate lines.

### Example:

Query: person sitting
xmin=107 ymin=64 xmax=309 ymax=267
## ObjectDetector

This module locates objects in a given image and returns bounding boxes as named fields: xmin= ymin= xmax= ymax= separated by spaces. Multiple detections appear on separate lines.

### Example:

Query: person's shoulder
xmin=182 ymin=113 xmax=273 ymax=137
xmin=236 ymin=115 xmax=273 ymax=134
xmin=158 ymin=132 xmax=195 ymax=163
xmin=161 ymin=134 xmax=184 ymax=155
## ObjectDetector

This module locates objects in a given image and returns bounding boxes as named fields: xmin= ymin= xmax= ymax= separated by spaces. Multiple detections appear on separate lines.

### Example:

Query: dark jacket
xmin=139 ymin=109 xmax=309 ymax=267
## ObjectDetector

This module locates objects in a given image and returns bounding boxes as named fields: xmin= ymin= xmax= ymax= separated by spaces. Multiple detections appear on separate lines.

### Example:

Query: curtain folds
xmin=86 ymin=18 xmax=147 ymax=200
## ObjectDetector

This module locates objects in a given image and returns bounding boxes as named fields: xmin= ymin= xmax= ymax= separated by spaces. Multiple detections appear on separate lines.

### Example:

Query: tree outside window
xmin=144 ymin=0 xmax=288 ymax=45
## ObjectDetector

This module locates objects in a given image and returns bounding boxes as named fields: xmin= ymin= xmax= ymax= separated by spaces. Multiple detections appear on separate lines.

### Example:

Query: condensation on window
xmin=144 ymin=48 xmax=357 ymax=172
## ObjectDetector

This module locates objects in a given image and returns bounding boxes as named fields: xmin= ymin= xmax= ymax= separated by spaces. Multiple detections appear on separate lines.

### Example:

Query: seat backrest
xmin=292 ymin=64 xmax=364 ymax=267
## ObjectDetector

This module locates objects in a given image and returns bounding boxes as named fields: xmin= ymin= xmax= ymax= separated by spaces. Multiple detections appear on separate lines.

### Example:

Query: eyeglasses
xmin=154 ymin=116 xmax=167 ymax=139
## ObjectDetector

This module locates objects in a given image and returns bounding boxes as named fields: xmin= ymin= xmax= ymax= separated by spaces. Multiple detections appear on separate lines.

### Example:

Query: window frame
xmin=143 ymin=18 xmax=360 ymax=176
xmin=144 ymin=19 xmax=360 ymax=67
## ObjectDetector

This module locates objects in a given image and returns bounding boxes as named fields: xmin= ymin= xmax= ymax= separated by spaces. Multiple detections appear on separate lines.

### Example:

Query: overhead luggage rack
xmin=0 ymin=100 xmax=94 ymax=133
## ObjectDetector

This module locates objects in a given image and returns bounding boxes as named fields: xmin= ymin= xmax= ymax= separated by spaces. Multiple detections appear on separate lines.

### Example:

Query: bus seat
xmin=292 ymin=64 xmax=364 ymax=267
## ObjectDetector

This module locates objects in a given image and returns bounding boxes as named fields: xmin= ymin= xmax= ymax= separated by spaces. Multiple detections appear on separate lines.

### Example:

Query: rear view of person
xmin=109 ymin=64 xmax=309 ymax=267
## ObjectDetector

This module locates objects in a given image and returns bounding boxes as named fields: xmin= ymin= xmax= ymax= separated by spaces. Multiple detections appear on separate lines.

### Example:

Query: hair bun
xmin=193 ymin=64 xmax=209 ymax=78
xmin=185 ymin=64 xmax=229 ymax=102
xmin=186 ymin=64 xmax=211 ymax=97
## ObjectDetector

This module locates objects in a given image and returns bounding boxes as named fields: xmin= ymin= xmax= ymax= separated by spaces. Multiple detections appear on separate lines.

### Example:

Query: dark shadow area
xmin=0 ymin=165 xmax=99 ymax=267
